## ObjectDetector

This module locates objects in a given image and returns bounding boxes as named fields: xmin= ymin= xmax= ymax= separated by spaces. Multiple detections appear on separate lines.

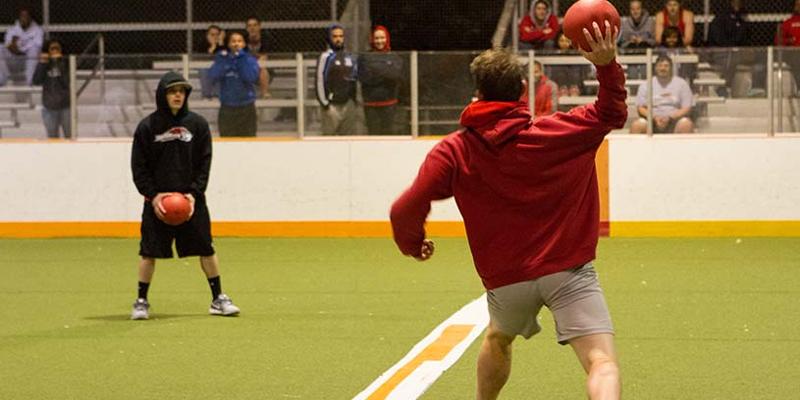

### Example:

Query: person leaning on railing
xmin=519 ymin=0 xmax=560 ymax=50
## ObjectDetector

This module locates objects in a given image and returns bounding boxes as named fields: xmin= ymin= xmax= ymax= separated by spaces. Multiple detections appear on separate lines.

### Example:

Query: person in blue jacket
xmin=208 ymin=30 xmax=260 ymax=137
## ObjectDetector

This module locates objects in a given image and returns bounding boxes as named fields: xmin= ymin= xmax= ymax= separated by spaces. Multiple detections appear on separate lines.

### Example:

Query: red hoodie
xmin=390 ymin=62 xmax=627 ymax=290
xmin=519 ymin=14 xmax=560 ymax=46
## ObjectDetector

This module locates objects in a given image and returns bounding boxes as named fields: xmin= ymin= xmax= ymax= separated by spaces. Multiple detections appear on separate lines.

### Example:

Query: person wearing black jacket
xmin=32 ymin=39 xmax=70 ymax=138
xmin=358 ymin=25 xmax=404 ymax=135
xmin=707 ymin=0 xmax=759 ymax=97
xmin=130 ymin=71 xmax=240 ymax=320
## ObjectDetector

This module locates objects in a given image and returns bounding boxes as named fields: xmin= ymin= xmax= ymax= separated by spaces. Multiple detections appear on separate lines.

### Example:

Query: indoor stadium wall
xmin=0 ymin=136 xmax=798 ymax=238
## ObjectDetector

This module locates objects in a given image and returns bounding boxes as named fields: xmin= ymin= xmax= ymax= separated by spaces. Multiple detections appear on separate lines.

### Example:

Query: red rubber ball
xmin=563 ymin=0 xmax=621 ymax=52
xmin=160 ymin=194 xmax=192 ymax=226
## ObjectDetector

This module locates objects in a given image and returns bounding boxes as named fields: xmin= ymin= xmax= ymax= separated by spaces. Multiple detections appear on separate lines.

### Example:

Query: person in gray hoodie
xmin=618 ymin=0 xmax=655 ymax=49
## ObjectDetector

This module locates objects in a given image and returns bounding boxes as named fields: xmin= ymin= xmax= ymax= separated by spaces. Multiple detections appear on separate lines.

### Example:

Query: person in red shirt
xmin=655 ymin=0 xmax=694 ymax=47
xmin=519 ymin=0 xmax=560 ymax=49
xmin=390 ymin=22 xmax=626 ymax=400
xmin=778 ymin=0 xmax=800 ymax=46
xmin=777 ymin=0 xmax=800 ymax=81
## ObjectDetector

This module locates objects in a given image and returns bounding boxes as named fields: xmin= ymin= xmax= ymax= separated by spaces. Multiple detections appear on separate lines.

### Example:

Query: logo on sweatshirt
xmin=154 ymin=127 xmax=193 ymax=143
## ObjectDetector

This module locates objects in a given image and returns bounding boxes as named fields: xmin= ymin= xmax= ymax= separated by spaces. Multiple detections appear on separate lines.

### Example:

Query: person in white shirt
xmin=1 ymin=7 xmax=44 ymax=86
xmin=630 ymin=54 xmax=694 ymax=134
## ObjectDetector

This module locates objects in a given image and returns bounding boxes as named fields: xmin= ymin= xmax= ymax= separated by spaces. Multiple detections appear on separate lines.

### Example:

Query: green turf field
xmin=1 ymin=237 xmax=798 ymax=399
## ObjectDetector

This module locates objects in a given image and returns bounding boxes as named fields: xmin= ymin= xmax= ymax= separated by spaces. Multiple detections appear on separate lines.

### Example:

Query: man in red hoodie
xmin=390 ymin=21 xmax=626 ymax=400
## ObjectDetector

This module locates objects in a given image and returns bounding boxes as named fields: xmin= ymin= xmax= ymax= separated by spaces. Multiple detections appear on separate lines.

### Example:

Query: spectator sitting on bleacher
xmin=548 ymin=33 xmax=582 ymax=97
xmin=32 ymin=38 xmax=70 ymax=139
xmin=519 ymin=0 xmax=560 ymax=50
xmin=619 ymin=0 xmax=656 ymax=50
xmin=208 ymin=31 xmax=261 ymax=137
xmin=316 ymin=24 xmax=357 ymax=135
xmin=0 ymin=7 xmax=43 ymax=86
xmin=196 ymin=25 xmax=225 ymax=99
xmin=246 ymin=16 xmax=272 ymax=99
xmin=631 ymin=54 xmax=694 ymax=134
xmin=655 ymin=0 xmax=694 ymax=48
xmin=533 ymin=61 xmax=557 ymax=116
xmin=357 ymin=26 xmax=404 ymax=135
xmin=197 ymin=25 xmax=225 ymax=55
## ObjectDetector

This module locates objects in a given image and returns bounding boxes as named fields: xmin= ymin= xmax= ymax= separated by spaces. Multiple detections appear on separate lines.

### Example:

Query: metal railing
xmin=4 ymin=47 xmax=799 ymax=139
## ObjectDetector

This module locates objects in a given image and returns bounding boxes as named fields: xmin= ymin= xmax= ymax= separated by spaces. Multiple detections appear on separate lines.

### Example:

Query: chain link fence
xmin=1 ymin=0 xmax=346 ymax=55
xmin=511 ymin=0 xmax=790 ymax=47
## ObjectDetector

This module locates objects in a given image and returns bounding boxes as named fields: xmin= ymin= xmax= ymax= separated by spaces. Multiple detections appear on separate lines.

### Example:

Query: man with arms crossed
xmin=390 ymin=22 xmax=625 ymax=400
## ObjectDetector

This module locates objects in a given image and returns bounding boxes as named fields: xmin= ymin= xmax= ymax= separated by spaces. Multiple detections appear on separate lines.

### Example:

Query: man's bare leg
xmin=476 ymin=324 xmax=515 ymax=400
xmin=569 ymin=333 xmax=620 ymax=400
xmin=138 ymin=257 xmax=155 ymax=283
xmin=199 ymin=254 xmax=220 ymax=278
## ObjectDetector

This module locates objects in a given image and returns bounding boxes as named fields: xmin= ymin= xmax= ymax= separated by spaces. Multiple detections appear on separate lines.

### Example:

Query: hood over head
xmin=156 ymin=71 xmax=192 ymax=119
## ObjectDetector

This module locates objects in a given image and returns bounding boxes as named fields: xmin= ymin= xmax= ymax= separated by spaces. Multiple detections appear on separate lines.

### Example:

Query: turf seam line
xmin=352 ymin=294 xmax=489 ymax=400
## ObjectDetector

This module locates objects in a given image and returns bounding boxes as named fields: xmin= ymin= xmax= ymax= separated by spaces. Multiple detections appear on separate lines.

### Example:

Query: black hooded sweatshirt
xmin=131 ymin=72 xmax=212 ymax=201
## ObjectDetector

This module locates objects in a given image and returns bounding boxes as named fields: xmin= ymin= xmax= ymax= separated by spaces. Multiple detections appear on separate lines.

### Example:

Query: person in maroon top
xmin=519 ymin=0 xmax=560 ymax=49
xmin=390 ymin=22 xmax=625 ymax=400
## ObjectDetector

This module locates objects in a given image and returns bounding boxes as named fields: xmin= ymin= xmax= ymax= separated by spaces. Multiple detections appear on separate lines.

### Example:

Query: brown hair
xmin=470 ymin=49 xmax=525 ymax=102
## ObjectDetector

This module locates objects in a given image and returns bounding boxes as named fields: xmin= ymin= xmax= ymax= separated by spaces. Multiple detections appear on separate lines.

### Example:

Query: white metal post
xmin=69 ymin=55 xmax=77 ymax=139
xmin=768 ymin=47 xmax=774 ymax=137
xmin=331 ymin=0 xmax=337 ymax=21
xmin=778 ymin=49 xmax=784 ymax=133
xmin=512 ymin=4 xmax=519 ymax=52
xmin=99 ymin=35 xmax=105 ymax=105
xmin=646 ymin=48 xmax=654 ymax=136
xmin=411 ymin=51 xmax=419 ymax=138
xmin=703 ymin=0 xmax=710 ymax=43
xmin=182 ymin=54 xmax=190 ymax=80
xmin=42 ymin=0 xmax=50 ymax=38
xmin=186 ymin=0 xmax=194 ymax=56
xmin=296 ymin=52 xmax=306 ymax=138
xmin=528 ymin=50 xmax=535 ymax=116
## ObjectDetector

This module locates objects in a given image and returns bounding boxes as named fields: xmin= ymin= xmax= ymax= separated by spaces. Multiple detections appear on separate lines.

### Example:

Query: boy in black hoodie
xmin=130 ymin=71 xmax=240 ymax=320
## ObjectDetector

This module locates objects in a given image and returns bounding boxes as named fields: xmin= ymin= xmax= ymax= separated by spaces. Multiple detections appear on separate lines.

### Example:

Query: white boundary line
xmin=353 ymin=294 xmax=489 ymax=400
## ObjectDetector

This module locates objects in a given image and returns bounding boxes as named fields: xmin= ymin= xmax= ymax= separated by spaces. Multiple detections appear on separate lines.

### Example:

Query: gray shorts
xmin=487 ymin=262 xmax=614 ymax=345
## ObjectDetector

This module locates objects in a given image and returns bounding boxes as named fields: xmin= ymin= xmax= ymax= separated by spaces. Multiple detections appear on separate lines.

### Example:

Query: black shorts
xmin=139 ymin=199 xmax=215 ymax=259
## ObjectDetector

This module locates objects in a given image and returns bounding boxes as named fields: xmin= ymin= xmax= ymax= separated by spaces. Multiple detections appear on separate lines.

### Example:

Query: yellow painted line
xmin=6 ymin=220 xmax=798 ymax=238
xmin=596 ymin=139 xmax=610 ymax=223
xmin=0 ymin=221 xmax=467 ymax=238
xmin=0 ymin=222 xmax=140 ymax=238
xmin=366 ymin=324 xmax=474 ymax=400
xmin=611 ymin=221 xmax=800 ymax=237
